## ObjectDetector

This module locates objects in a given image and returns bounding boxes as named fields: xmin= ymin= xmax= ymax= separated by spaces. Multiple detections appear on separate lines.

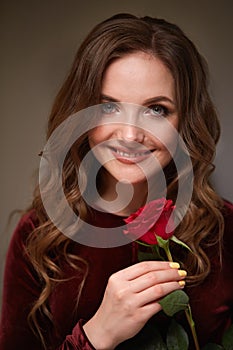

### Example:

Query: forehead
xmin=101 ymin=52 xmax=175 ymax=104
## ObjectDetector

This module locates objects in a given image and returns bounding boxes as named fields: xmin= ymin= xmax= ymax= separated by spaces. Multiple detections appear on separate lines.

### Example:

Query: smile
xmin=116 ymin=149 xmax=150 ymax=158
xmin=110 ymin=147 xmax=154 ymax=163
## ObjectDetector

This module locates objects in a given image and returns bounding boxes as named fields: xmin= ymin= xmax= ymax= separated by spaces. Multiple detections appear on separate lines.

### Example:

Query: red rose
xmin=124 ymin=198 xmax=175 ymax=245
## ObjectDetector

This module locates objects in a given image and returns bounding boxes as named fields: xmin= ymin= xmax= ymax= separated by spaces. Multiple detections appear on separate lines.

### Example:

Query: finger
xmin=119 ymin=261 xmax=180 ymax=281
xmin=130 ymin=268 xmax=186 ymax=293
xmin=138 ymin=302 xmax=163 ymax=321
xmin=136 ymin=280 xmax=185 ymax=307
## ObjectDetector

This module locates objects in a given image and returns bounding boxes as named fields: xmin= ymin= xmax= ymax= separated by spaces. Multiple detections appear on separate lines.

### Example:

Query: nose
xmin=113 ymin=104 xmax=146 ymax=143
xmin=117 ymin=123 xmax=145 ymax=143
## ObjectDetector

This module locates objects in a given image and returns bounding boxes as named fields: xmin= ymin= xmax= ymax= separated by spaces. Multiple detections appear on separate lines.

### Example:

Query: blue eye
xmin=146 ymin=105 xmax=169 ymax=117
xmin=101 ymin=102 xmax=118 ymax=114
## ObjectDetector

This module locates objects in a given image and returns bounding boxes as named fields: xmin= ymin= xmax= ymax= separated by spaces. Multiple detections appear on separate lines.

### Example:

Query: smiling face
xmin=88 ymin=52 xmax=179 ymax=197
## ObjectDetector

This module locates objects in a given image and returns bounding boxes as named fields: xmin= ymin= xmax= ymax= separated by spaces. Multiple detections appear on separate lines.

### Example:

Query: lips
xmin=110 ymin=147 xmax=154 ymax=164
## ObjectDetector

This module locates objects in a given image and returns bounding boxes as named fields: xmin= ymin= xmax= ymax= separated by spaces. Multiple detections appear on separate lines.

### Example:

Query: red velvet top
xmin=0 ymin=202 xmax=233 ymax=349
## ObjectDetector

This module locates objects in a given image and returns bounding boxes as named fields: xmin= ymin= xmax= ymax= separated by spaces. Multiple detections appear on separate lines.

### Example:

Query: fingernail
xmin=169 ymin=262 xmax=180 ymax=269
xmin=178 ymin=270 xmax=187 ymax=277
xmin=179 ymin=280 xmax=186 ymax=287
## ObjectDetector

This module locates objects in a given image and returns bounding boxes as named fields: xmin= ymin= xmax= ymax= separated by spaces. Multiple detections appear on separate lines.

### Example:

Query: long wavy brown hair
xmin=26 ymin=13 xmax=224 ymax=347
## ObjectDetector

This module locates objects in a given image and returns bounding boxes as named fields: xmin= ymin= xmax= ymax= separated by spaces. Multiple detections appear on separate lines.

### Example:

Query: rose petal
xmin=123 ymin=198 xmax=175 ymax=244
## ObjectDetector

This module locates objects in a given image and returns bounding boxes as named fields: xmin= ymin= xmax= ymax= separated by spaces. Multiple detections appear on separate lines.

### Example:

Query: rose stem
xmin=164 ymin=244 xmax=200 ymax=350
xmin=185 ymin=306 xmax=200 ymax=350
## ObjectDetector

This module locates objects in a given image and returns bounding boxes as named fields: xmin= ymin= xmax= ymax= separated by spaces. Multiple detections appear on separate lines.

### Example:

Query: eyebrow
xmin=100 ymin=94 xmax=176 ymax=106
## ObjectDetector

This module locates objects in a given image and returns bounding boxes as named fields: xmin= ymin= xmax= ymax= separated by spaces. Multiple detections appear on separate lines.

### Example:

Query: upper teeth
xmin=116 ymin=149 xmax=147 ymax=158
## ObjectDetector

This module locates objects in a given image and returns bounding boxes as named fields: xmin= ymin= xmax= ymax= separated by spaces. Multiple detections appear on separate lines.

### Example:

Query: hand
xmin=83 ymin=261 xmax=186 ymax=350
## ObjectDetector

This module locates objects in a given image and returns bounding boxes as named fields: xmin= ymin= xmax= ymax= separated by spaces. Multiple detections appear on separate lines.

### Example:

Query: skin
xmin=84 ymin=52 xmax=185 ymax=349
xmin=88 ymin=52 xmax=179 ymax=215
xmin=84 ymin=261 xmax=186 ymax=350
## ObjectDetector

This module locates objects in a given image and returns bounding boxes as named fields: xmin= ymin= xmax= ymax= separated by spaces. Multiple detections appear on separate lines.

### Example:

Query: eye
xmin=145 ymin=104 xmax=169 ymax=117
xmin=101 ymin=102 xmax=118 ymax=114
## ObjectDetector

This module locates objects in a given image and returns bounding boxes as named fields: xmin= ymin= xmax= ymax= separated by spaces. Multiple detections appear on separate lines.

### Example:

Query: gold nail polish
xmin=179 ymin=280 xmax=186 ymax=287
xmin=169 ymin=262 xmax=180 ymax=269
xmin=178 ymin=270 xmax=187 ymax=277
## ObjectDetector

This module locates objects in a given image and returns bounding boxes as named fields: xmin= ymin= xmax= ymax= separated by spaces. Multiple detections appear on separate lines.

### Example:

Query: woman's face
xmin=88 ymin=52 xmax=179 ymax=188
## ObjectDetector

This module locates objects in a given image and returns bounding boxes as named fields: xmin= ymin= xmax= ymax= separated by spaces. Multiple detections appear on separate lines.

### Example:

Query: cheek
xmin=162 ymin=119 xmax=179 ymax=152
xmin=163 ymin=133 xmax=178 ymax=152
xmin=153 ymin=129 xmax=178 ymax=155
xmin=88 ymin=127 xmax=111 ymax=165
xmin=88 ymin=125 xmax=115 ymax=147
xmin=88 ymin=127 xmax=104 ymax=147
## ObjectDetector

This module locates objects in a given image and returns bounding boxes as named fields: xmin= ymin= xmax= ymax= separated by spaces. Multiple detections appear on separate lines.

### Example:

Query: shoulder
xmin=7 ymin=210 xmax=38 ymax=253
xmin=15 ymin=209 xmax=38 ymax=231
xmin=222 ymin=199 xmax=233 ymax=232
xmin=222 ymin=199 xmax=233 ymax=252
xmin=3 ymin=210 xmax=42 ymax=295
xmin=222 ymin=199 xmax=233 ymax=219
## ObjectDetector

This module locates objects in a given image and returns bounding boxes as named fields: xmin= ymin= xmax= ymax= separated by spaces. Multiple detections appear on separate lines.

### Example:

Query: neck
xmin=96 ymin=173 xmax=148 ymax=217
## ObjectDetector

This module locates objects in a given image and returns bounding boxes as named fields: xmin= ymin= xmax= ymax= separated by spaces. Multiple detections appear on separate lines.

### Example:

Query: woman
xmin=0 ymin=13 xmax=232 ymax=350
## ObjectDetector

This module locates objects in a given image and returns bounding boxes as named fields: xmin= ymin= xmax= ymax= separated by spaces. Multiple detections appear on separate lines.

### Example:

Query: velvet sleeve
xmin=59 ymin=320 xmax=95 ymax=350
xmin=0 ymin=213 xmax=96 ymax=350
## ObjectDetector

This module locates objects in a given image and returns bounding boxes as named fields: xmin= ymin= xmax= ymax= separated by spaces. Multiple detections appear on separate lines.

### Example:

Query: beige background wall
xmin=1 ymin=0 xmax=233 ymax=303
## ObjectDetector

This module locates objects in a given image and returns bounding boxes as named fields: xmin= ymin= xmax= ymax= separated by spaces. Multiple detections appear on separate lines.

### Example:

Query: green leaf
xmin=151 ymin=244 xmax=164 ymax=260
xmin=166 ymin=319 xmax=189 ymax=350
xmin=151 ymin=340 xmax=168 ymax=350
xmin=170 ymin=236 xmax=192 ymax=252
xmin=159 ymin=290 xmax=189 ymax=317
xmin=148 ymin=325 xmax=167 ymax=350
xmin=156 ymin=236 xmax=169 ymax=249
xmin=137 ymin=243 xmax=164 ymax=262
xmin=138 ymin=251 xmax=157 ymax=262
xmin=222 ymin=324 xmax=233 ymax=350
xmin=201 ymin=344 xmax=223 ymax=350
xmin=136 ymin=240 xmax=152 ymax=248
xmin=140 ymin=328 xmax=167 ymax=350
xmin=128 ymin=322 xmax=167 ymax=350
xmin=146 ymin=340 xmax=167 ymax=350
